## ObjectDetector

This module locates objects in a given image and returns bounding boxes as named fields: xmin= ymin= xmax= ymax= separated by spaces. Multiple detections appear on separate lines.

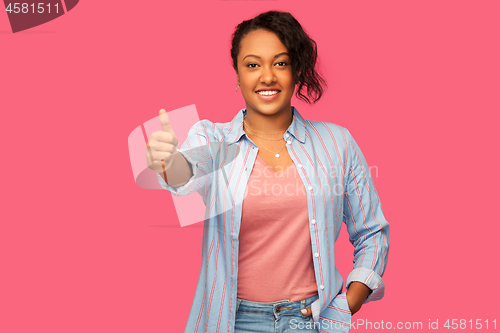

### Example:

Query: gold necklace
xmin=243 ymin=116 xmax=288 ymax=134
xmin=246 ymin=131 xmax=285 ymax=141
xmin=247 ymin=123 xmax=286 ymax=158
xmin=254 ymin=136 xmax=287 ymax=158
xmin=243 ymin=116 xmax=287 ymax=141
xmin=243 ymin=115 xmax=289 ymax=158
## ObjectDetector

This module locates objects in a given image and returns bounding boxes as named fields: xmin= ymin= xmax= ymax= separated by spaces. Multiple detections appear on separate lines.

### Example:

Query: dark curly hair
xmin=230 ymin=10 xmax=327 ymax=104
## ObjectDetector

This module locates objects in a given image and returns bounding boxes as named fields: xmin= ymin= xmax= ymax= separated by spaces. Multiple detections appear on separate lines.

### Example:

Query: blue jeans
xmin=234 ymin=294 xmax=320 ymax=332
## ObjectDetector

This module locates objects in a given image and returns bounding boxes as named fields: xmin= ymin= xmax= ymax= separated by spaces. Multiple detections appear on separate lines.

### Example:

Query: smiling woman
xmin=153 ymin=10 xmax=390 ymax=333
xmin=236 ymin=30 xmax=296 ymax=127
xmin=230 ymin=12 xmax=326 ymax=106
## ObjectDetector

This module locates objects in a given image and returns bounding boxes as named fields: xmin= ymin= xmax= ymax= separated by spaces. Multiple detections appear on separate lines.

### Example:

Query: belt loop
xmin=236 ymin=298 xmax=241 ymax=314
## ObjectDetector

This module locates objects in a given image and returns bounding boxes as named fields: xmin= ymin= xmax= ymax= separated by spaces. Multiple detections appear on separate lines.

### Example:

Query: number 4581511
xmin=5 ymin=3 xmax=60 ymax=14
xmin=443 ymin=319 xmax=496 ymax=330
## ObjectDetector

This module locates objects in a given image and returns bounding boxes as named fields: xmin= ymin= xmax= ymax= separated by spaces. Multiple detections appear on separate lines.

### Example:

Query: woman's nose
xmin=260 ymin=66 xmax=276 ymax=84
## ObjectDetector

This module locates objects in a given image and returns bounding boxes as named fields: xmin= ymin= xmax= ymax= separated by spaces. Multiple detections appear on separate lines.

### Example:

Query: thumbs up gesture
xmin=146 ymin=109 xmax=180 ymax=174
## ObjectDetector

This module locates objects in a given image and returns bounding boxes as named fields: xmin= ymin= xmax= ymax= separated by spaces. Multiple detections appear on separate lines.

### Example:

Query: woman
xmin=147 ymin=10 xmax=390 ymax=333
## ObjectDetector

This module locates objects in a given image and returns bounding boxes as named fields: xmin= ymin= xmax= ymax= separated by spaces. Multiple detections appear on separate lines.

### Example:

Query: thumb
xmin=301 ymin=307 xmax=312 ymax=316
xmin=158 ymin=109 xmax=175 ymax=134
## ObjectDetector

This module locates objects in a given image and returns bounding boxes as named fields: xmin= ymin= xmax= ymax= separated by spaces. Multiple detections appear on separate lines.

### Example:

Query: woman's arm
xmin=307 ymin=128 xmax=390 ymax=326
xmin=345 ymin=281 xmax=371 ymax=315
xmin=342 ymin=128 xmax=391 ymax=306
xmin=158 ymin=150 xmax=194 ymax=187
xmin=157 ymin=119 xmax=214 ymax=197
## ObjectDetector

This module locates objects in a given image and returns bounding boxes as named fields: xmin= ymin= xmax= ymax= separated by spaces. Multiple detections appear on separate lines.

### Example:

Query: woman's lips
xmin=255 ymin=91 xmax=280 ymax=101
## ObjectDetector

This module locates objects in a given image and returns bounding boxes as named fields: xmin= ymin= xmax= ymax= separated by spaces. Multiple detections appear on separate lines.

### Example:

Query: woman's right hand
xmin=146 ymin=109 xmax=180 ymax=174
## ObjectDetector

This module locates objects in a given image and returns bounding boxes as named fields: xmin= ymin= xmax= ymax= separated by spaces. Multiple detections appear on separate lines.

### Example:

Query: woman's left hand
xmin=345 ymin=281 xmax=372 ymax=315
xmin=300 ymin=299 xmax=356 ymax=317
xmin=300 ymin=282 xmax=372 ymax=317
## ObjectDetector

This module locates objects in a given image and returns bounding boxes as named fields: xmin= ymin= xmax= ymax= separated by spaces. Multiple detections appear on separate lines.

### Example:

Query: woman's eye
xmin=246 ymin=62 xmax=287 ymax=68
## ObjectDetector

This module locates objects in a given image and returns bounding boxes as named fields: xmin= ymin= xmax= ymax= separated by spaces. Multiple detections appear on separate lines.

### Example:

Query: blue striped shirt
xmin=157 ymin=106 xmax=390 ymax=333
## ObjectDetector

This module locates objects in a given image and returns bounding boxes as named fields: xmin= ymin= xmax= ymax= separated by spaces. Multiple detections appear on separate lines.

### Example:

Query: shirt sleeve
xmin=310 ymin=129 xmax=390 ymax=332
xmin=342 ymin=128 xmax=390 ymax=304
xmin=156 ymin=119 xmax=214 ymax=197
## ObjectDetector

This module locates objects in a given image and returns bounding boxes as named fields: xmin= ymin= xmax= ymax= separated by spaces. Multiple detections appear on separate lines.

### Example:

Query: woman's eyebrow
xmin=243 ymin=52 xmax=289 ymax=61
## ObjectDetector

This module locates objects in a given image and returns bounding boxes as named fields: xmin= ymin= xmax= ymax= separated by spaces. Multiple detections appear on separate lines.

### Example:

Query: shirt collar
xmin=226 ymin=106 xmax=306 ymax=145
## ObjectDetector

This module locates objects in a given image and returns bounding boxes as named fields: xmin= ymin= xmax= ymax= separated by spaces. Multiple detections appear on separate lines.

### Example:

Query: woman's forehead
xmin=239 ymin=30 xmax=288 ymax=56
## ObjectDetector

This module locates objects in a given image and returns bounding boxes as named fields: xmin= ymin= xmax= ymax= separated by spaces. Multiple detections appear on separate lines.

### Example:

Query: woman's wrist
xmin=346 ymin=282 xmax=372 ymax=315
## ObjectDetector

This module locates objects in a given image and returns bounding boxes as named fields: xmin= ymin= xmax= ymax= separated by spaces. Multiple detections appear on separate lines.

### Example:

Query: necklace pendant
xmin=275 ymin=153 xmax=280 ymax=158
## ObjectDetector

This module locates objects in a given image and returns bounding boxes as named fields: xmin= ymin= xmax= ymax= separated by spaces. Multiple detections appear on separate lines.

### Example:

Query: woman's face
xmin=236 ymin=29 xmax=296 ymax=117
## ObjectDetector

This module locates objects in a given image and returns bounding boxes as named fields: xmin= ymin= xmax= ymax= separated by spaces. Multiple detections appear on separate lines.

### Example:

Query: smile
xmin=256 ymin=90 xmax=280 ymax=95
xmin=255 ymin=90 xmax=281 ymax=101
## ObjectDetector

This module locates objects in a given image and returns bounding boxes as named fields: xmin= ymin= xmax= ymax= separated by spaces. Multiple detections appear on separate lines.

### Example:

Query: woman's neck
xmin=243 ymin=108 xmax=293 ymax=135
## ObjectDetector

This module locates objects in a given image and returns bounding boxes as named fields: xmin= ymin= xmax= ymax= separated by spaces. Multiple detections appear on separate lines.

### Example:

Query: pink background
xmin=1 ymin=0 xmax=499 ymax=332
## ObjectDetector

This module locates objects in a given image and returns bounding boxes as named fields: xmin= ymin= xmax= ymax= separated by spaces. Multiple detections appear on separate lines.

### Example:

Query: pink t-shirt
xmin=237 ymin=155 xmax=318 ymax=302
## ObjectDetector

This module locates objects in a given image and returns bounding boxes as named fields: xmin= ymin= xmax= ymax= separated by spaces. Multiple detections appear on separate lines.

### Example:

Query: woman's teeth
xmin=256 ymin=90 xmax=280 ymax=95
